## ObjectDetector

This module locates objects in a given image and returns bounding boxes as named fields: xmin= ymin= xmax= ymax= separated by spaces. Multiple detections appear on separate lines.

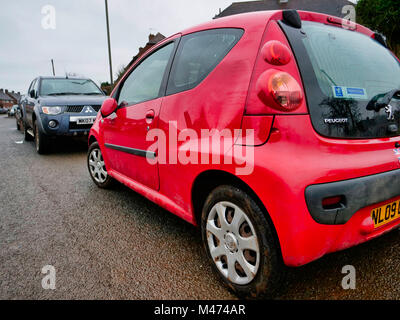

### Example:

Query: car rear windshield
xmin=40 ymin=79 xmax=103 ymax=96
xmin=281 ymin=21 xmax=400 ymax=139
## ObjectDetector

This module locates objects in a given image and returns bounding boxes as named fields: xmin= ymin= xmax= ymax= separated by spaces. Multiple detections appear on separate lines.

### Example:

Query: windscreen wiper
xmin=366 ymin=89 xmax=400 ymax=112
xmin=47 ymin=92 xmax=84 ymax=96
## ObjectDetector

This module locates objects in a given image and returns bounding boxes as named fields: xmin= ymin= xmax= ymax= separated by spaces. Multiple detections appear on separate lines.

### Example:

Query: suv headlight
xmin=42 ymin=106 xmax=63 ymax=115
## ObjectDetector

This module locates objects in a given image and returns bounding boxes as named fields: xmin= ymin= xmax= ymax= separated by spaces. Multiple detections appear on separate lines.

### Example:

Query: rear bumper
xmin=245 ymin=115 xmax=400 ymax=267
xmin=305 ymin=169 xmax=400 ymax=225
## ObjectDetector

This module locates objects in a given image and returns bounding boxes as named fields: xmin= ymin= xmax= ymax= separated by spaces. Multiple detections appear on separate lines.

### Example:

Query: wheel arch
xmin=191 ymin=169 xmax=282 ymax=257
xmin=88 ymin=134 xmax=97 ymax=146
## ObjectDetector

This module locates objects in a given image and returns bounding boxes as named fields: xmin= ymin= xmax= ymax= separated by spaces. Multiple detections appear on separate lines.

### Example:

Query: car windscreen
xmin=40 ymin=79 xmax=103 ymax=96
xmin=280 ymin=21 xmax=400 ymax=139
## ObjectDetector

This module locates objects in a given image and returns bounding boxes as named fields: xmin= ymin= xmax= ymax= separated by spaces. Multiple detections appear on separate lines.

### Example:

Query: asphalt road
xmin=0 ymin=114 xmax=399 ymax=300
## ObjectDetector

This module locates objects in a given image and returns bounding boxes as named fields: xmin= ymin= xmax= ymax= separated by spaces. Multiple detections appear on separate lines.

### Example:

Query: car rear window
xmin=281 ymin=21 xmax=400 ymax=139
xmin=166 ymin=28 xmax=244 ymax=95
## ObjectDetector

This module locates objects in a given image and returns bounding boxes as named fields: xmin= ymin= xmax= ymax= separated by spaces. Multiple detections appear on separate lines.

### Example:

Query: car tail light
xmin=261 ymin=41 xmax=292 ymax=66
xmin=256 ymin=70 xmax=303 ymax=111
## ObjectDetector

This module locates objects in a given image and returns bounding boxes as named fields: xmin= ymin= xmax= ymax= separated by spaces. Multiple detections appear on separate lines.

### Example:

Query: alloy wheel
xmin=88 ymin=148 xmax=108 ymax=184
xmin=206 ymin=201 xmax=260 ymax=285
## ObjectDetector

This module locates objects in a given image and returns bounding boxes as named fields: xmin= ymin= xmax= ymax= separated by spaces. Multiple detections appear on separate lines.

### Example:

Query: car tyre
xmin=88 ymin=142 xmax=115 ymax=188
xmin=201 ymin=185 xmax=283 ymax=299
xmin=34 ymin=120 xmax=50 ymax=154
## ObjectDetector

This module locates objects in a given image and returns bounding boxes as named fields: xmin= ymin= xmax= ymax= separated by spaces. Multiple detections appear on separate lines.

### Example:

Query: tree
xmin=114 ymin=65 xmax=128 ymax=87
xmin=100 ymin=82 xmax=112 ymax=95
xmin=357 ymin=0 xmax=400 ymax=56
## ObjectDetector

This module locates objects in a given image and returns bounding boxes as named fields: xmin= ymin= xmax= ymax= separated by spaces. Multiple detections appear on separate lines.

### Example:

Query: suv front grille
xmin=65 ymin=106 xmax=84 ymax=113
xmin=65 ymin=105 xmax=101 ymax=113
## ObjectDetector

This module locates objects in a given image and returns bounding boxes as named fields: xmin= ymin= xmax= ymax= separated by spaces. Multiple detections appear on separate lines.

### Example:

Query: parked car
xmin=21 ymin=76 xmax=106 ymax=154
xmin=0 ymin=107 xmax=7 ymax=114
xmin=88 ymin=10 xmax=400 ymax=298
xmin=15 ymin=103 xmax=23 ymax=131
xmin=8 ymin=105 xmax=18 ymax=117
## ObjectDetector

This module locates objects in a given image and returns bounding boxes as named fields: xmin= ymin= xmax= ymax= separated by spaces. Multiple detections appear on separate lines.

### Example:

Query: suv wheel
xmin=34 ymin=120 xmax=50 ymax=154
xmin=88 ymin=142 xmax=114 ymax=188
xmin=201 ymin=185 xmax=282 ymax=299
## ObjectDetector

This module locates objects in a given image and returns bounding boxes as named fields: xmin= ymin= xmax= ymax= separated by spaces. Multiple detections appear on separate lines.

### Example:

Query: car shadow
xmin=46 ymin=137 xmax=89 ymax=155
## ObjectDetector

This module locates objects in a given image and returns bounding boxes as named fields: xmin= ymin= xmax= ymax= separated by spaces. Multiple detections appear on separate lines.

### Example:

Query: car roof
xmin=37 ymin=76 xmax=93 ymax=81
xmin=157 ymin=9 xmax=373 ymax=45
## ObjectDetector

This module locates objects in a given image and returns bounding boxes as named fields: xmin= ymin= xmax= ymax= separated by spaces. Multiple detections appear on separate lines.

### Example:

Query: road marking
xmin=15 ymin=140 xmax=24 ymax=144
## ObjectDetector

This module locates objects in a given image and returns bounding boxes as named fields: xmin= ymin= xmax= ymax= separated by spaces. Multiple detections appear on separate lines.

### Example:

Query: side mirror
xmin=100 ymin=98 xmax=118 ymax=118
xmin=29 ymin=90 xmax=35 ymax=98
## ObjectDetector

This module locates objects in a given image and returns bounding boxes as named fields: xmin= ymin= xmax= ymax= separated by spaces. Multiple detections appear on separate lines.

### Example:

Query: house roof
xmin=6 ymin=91 xmax=21 ymax=101
xmin=0 ymin=89 xmax=12 ymax=101
xmin=215 ymin=0 xmax=353 ymax=19
xmin=127 ymin=33 xmax=166 ymax=68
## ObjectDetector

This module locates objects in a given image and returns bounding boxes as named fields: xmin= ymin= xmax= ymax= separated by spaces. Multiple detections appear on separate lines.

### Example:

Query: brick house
xmin=214 ymin=0 xmax=357 ymax=19
xmin=6 ymin=90 xmax=21 ymax=105
xmin=0 ymin=89 xmax=15 ymax=109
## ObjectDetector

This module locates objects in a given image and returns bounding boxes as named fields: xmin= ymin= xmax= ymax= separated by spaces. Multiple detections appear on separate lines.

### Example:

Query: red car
xmin=88 ymin=10 xmax=400 ymax=298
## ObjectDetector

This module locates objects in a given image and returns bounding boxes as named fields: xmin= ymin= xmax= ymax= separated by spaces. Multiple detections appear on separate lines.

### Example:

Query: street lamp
xmin=105 ymin=0 xmax=113 ymax=85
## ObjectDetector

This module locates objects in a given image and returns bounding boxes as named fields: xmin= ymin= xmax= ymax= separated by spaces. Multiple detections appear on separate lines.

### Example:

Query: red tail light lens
xmin=261 ymin=40 xmax=292 ymax=66
xmin=256 ymin=70 xmax=303 ymax=111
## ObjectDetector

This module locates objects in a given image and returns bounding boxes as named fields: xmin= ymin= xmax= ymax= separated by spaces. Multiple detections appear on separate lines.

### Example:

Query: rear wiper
xmin=366 ymin=89 xmax=400 ymax=112
xmin=84 ymin=92 xmax=103 ymax=95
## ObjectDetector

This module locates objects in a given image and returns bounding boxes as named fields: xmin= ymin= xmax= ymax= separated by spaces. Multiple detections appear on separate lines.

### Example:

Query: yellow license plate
xmin=371 ymin=199 xmax=400 ymax=228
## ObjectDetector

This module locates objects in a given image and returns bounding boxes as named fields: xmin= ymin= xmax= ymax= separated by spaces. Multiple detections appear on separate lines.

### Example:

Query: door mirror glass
xmin=100 ymin=98 xmax=118 ymax=117
xmin=29 ymin=90 xmax=35 ymax=98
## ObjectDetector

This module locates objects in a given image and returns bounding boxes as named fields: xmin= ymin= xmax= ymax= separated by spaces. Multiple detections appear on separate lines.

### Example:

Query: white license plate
xmin=76 ymin=118 xmax=95 ymax=125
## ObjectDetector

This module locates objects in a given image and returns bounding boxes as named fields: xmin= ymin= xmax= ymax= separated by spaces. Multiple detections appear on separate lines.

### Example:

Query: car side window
xmin=33 ymin=79 xmax=40 ymax=97
xmin=166 ymin=28 xmax=244 ymax=95
xmin=117 ymin=42 xmax=174 ymax=106
xmin=28 ymin=79 xmax=36 ymax=96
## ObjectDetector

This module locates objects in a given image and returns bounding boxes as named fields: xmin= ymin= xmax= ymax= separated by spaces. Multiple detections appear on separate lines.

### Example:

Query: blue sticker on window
xmin=334 ymin=86 xmax=344 ymax=97
xmin=347 ymin=88 xmax=365 ymax=95
xmin=332 ymin=86 xmax=367 ymax=100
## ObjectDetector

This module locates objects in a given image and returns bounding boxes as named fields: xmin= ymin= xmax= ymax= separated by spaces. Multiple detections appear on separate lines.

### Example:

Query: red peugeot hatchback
xmin=88 ymin=10 xmax=400 ymax=298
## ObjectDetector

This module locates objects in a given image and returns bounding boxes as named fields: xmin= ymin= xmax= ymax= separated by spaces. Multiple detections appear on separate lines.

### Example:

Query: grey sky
xmin=0 ymin=0 xmax=234 ymax=93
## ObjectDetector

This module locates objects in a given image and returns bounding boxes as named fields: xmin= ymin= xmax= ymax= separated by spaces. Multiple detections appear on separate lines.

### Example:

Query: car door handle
xmin=145 ymin=110 xmax=155 ymax=124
